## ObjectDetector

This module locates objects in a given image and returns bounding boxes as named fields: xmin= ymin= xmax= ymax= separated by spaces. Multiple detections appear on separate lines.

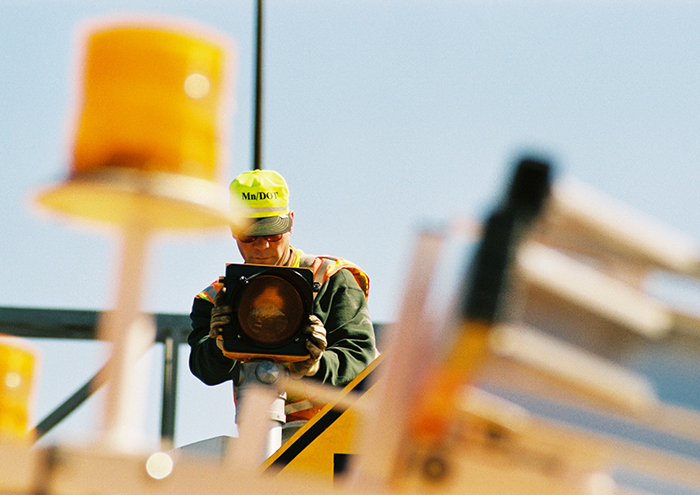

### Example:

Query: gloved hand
xmin=289 ymin=315 xmax=327 ymax=379
xmin=208 ymin=280 xmax=231 ymax=354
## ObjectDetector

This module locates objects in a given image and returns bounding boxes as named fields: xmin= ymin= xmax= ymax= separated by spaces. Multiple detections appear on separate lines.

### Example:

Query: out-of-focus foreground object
xmin=32 ymin=17 xmax=240 ymax=454
xmin=7 ymin=149 xmax=700 ymax=494
xmin=342 ymin=158 xmax=700 ymax=495
xmin=0 ymin=336 xmax=37 ymax=442
xmin=37 ymin=18 xmax=243 ymax=231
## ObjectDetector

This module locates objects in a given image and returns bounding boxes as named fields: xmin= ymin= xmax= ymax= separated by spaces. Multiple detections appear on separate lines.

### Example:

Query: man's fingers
xmin=210 ymin=290 xmax=231 ymax=340
xmin=211 ymin=304 xmax=232 ymax=317
xmin=306 ymin=340 xmax=323 ymax=360
xmin=304 ymin=315 xmax=327 ymax=351
xmin=210 ymin=313 xmax=231 ymax=325
xmin=213 ymin=281 xmax=226 ymax=305
xmin=308 ymin=333 xmax=327 ymax=351
xmin=209 ymin=282 xmax=231 ymax=356
xmin=289 ymin=317 xmax=326 ymax=378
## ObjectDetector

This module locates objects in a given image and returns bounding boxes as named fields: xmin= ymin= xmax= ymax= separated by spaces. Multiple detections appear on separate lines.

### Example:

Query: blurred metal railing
xmin=0 ymin=306 xmax=189 ymax=443
xmin=0 ymin=306 xmax=386 ymax=444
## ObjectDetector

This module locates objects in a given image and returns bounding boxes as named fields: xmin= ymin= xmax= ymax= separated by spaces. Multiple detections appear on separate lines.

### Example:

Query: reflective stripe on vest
xmin=195 ymin=278 xmax=224 ymax=305
xmin=285 ymin=401 xmax=325 ymax=422
xmin=294 ymin=249 xmax=369 ymax=300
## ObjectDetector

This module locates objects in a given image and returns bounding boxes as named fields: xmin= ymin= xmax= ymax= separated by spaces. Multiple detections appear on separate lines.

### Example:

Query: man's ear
xmin=288 ymin=210 xmax=294 ymax=234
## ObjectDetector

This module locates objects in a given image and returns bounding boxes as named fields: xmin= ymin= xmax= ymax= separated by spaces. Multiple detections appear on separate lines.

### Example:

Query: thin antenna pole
xmin=253 ymin=0 xmax=263 ymax=170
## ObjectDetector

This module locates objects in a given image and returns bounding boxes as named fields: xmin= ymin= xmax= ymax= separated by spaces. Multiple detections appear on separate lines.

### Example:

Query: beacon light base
xmin=37 ymin=167 xmax=248 ymax=233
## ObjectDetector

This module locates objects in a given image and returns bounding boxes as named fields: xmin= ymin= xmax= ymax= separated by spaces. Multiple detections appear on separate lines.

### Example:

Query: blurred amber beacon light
xmin=0 ymin=337 xmax=37 ymax=442
xmin=38 ymin=19 xmax=243 ymax=231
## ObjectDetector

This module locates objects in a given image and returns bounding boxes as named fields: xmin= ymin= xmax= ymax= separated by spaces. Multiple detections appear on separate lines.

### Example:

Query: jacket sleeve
xmin=311 ymin=269 xmax=377 ymax=387
xmin=188 ymin=295 xmax=238 ymax=385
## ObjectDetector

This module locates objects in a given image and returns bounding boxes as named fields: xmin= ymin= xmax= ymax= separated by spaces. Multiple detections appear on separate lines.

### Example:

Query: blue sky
xmin=3 ymin=0 xmax=700 ymax=459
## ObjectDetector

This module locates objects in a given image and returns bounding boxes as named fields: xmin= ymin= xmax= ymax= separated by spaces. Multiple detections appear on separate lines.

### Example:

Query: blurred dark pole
xmin=253 ymin=0 xmax=264 ymax=170
xmin=160 ymin=332 xmax=181 ymax=443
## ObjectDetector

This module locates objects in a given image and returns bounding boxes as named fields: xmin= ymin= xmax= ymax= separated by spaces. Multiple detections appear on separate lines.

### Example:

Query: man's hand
xmin=289 ymin=315 xmax=327 ymax=379
xmin=209 ymin=282 xmax=231 ymax=353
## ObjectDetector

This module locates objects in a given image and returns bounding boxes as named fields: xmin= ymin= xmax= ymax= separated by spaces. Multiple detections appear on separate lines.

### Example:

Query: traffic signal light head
xmin=221 ymin=263 xmax=314 ymax=363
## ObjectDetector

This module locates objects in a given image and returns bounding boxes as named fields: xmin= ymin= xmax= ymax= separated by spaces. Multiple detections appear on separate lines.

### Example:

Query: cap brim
xmin=244 ymin=215 xmax=292 ymax=236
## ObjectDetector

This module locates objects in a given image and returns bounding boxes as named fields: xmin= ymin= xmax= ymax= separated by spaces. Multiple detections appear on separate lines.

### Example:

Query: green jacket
xmin=188 ymin=248 xmax=376 ymax=388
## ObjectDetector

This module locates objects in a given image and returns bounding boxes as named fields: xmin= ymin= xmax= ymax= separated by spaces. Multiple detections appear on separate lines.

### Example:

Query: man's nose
xmin=253 ymin=237 xmax=270 ymax=248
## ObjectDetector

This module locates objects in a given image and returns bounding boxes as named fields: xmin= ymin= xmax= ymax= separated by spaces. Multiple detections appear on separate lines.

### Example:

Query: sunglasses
xmin=237 ymin=233 xmax=284 ymax=243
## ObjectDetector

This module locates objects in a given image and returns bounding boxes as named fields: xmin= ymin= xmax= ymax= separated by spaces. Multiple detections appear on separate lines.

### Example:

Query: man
xmin=188 ymin=169 xmax=376 ymax=424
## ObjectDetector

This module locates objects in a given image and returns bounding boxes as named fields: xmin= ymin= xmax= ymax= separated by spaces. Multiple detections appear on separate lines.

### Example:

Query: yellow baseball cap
xmin=229 ymin=169 xmax=292 ymax=236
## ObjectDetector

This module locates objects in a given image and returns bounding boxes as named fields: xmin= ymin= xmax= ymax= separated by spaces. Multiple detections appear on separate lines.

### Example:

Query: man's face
xmin=234 ymin=212 xmax=294 ymax=266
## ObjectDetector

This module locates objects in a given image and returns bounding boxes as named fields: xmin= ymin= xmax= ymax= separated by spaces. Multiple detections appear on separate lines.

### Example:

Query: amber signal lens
xmin=237 ymin=275 xmax=304 ymax=345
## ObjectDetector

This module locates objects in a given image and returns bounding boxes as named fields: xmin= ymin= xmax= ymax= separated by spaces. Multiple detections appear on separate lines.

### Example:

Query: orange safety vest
xmin=285 ymin=248 xmax=370 ymax=421
xmin=295 ymin=250 xmax=369 ymax=299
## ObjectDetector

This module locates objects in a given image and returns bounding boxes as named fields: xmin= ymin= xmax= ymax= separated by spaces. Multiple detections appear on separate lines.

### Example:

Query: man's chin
xmin=249 ymin=257 xmax=275 ymax=265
